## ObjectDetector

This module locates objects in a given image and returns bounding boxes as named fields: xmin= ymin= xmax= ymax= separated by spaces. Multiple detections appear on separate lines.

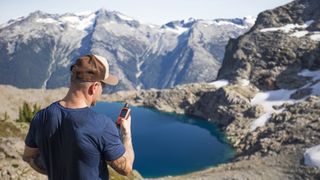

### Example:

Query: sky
xmin=1 ymin=0 xmax=293 ymax=25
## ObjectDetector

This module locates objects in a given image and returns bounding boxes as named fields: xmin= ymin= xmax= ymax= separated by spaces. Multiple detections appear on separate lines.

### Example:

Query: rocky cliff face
xmin=212 ymin=0 xmax=320 ymax=166
xmin=217 ymin=0 xmax=320 ymax=91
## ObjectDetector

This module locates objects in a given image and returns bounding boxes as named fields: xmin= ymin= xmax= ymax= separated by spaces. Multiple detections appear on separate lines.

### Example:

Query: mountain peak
xmin=28 ymin=10 xmax=60 ymax=20
xmin=95 ymin=8 xmax=136 ymax=22
xmin=29 ymin=10 xmax=47 ymax=16
xmin=243 ymin=16 xmax=256 ymax=26
xmin=162 ymin=18 xmax=196 ymax=29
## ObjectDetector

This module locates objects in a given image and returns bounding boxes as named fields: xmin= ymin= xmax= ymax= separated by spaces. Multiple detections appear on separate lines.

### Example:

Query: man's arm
xmin=22 ymin=145 xmax=47 ymax=175
xmin=108 ymin=115 xmax=135 ymax=176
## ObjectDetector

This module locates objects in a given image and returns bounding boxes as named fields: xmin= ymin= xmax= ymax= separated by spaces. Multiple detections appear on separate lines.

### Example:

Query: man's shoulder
xmin=44 ymin=101 xmax=60 ymax=112
xmin=32 ymin=108 xmax=45 ymax=121
xmin=42 ymin=101 xmax=115 ymax=127
xmin=30 ymin=102 xmax=59 ymax=123
xmin=91 ymin=112 xmax=114 ymax=125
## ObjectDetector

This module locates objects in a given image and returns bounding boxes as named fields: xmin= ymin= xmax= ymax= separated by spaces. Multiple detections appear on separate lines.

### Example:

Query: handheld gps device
xmin=116 ymin=103 xmax=130 ymax=126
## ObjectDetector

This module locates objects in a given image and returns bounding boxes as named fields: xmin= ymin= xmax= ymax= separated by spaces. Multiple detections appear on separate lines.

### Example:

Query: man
xmin=22 ymin=54 xmax=134 ymax=180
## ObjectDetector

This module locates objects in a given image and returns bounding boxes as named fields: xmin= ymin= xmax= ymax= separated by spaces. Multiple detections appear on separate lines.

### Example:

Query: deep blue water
xmin=92 ymin=102 xmax=234 ymax=178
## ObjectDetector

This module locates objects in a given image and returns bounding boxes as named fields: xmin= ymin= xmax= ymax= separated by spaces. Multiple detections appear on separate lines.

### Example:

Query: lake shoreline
xmin=94 ymin=101 xmax=235 ymax=178
xmin=102 ymin=83 xmax=320 ymax=179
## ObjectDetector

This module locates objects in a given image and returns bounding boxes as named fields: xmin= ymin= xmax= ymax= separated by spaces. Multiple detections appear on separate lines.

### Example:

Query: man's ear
xmin=88 ymin=82 xmax=98 ymax=95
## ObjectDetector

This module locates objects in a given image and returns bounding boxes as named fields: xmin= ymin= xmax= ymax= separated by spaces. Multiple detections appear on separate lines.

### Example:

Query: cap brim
xmin=101 ymin=74 xmax=119 ymax=86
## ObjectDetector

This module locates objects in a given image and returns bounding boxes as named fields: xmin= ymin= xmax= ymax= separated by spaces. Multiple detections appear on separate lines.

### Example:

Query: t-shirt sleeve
xmin=25 ymin=111 xmax=41 ymax=148
xmin=100 ymin=117 xmax=125 ymax=161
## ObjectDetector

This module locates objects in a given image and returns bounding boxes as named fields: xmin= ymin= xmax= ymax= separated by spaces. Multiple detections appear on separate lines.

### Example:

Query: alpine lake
xmin=93 ymin=102 xmax=234 ymax=178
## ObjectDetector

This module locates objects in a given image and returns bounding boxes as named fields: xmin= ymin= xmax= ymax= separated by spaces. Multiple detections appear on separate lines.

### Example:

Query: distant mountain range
xmin=0 ymin=9 xmax=255 ymax=91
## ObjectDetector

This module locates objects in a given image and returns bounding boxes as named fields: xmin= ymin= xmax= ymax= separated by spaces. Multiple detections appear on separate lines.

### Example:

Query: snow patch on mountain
xmin=35 ymin=13 xmax=96 ymax=31
xmin=0 ymin=16 xmax=24 ymax=28
xmin=250 ymin=89 xmax=295 ymax=131
xmin=36 ymin=18 xmax=58 ymax=24
xmin=238 ymin=79 xmax=250 ymax=86
xmin=290 ymin=30 xmax=309 ymax=38
xmin=250 ymin=69 xmax=320 ymax=131
xmin=136 ymin=59 xmax=144 ymax=79
xmin=115 ymin=12 xmax=134 ymax=21
xmin=102 ymin=21 xmax=136 ymax=36
xmin=213 ymin=20 xmax=247 ymax=29
xmin=243 ymin=16 xmax=256 ymax=26
xmin=260 ymin=20 xmax=320 ymax=42
xmin=304 ymin=144 xmax=320 ymax=168
xmin=42 ymin=44 xmax=58 ymax=89
xmin=260 ymin=20 xmax=314 ymax=33
xmin=310 ymin=32 xmax=320 ymax=41
xmin=209 ymin=80 xmax=229 ymax=89
xmin=6 ymin=42 xmax=17 ymax=57
xmin=299 ymin=69 xmax=320 ymax=95
xmin=136 ymin=62 xmax=144 ymax=90
xmin=163 ymin=26 xmax=189 ymax=34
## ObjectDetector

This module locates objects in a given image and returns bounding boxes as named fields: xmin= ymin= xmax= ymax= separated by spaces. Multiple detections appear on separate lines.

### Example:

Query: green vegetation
xmin=0 ymin=112 xmax=10 ymax=121
xmin=17 ymin=102 xmax=41 ymax=123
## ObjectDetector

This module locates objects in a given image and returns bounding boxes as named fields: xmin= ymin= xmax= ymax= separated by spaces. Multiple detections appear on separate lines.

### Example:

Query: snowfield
xmin=304 ymin=144 xmax=320 ymax=168
xmin=250 ymin=69 xmax=320 ymax=131
xmin=260 ymin=20 xmax=320 ymax=42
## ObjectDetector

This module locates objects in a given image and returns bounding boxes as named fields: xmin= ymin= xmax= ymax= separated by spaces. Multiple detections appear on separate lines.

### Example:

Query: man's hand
xmin=108 ymin=114 xmax=134 ymax=176
xmin=120 ymin=110 xmax=131 ymax=136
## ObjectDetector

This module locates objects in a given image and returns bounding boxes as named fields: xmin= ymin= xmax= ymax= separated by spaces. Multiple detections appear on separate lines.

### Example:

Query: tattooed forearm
xmin=108 ymin=118 xmax=135 ymax=176
xmin=109 ymin=156 xmax=128 ymax=175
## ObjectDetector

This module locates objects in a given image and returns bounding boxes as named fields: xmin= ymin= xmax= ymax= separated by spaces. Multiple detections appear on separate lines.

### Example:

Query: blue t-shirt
xmin=25 ymin=102 xmax=125 ymax=180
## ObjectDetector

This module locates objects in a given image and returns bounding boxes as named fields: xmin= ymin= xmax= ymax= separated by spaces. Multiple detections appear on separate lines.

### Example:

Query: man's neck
xmin=59 ymin=90 xmax=91 ymax=109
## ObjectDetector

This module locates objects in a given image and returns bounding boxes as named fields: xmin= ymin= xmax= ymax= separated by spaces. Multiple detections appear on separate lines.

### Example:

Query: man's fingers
xmin=121 ymin=115 xmax=131 ymax=123
xmin=126 ymin=109 xmax=131 ymax=118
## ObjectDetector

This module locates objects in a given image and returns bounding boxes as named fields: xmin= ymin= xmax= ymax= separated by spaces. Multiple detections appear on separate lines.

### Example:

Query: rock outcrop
xmin=102 ymin=83 xmax=216 ymax=114
xmin=217 ymin=0 xmax=320 ymax=91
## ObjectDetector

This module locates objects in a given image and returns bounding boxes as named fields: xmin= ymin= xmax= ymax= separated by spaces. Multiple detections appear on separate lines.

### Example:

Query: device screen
xmin=120 ymin=109 xmax=128 ymax=117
